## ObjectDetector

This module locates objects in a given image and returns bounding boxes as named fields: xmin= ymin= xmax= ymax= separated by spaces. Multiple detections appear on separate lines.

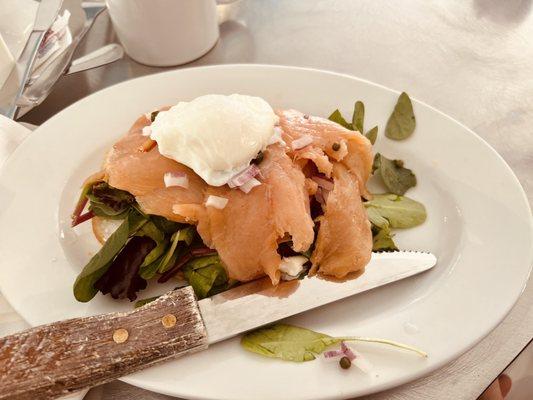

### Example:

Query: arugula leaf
xmin=372 ymin=226 xmax=398 ymax=252
xmin=364 ymin=194 xmax=427 ymax=228
xmin=94 ymin=236 xmax=155 ymax=301
xmin=241 ymin=324 xmax=427 ymax=362
xmin=352 ymin=101 xmax=365 ymax=133
xmin=373 ymin=153 xmax=417 ymax=195
xmin=182 ymin=255 xmax=228 ymax=299
xmin=328 ymin=109 xmax=352 ymax=129
xmin=385 ymin=92 xmax=416 ymax=140
xmin=365 ymin=126 xmax=378 ymax=145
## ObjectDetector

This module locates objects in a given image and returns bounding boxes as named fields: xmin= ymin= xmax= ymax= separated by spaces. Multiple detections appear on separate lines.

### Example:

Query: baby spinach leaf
xmin=364 ymin=194 xmax=427 ymax=228
xmin=373 ymin=153 xmax=416 ymax=195
xmin=73 ymin=210 xmax=147 ymax=302
xmin=365 ymin=126 xmax=378 ymax=145
xmin=136 ymin=220 xmax=165 ymax=243
xmin=73 ymin=215 xmax=131 ymax=302
xmin=372 ymin=226 xmax=398 ymax=252
xmin=241 ymin=324 xmax=427 ymax=362
xmin=365 ymin=206 xmax=390 ymax=229
xmin=150 ymin=215 xmax=185 ymax=234
xmin=94 ymin=236 xmax=155 ymax=301
xmin=182 ymin=255 xmax=228 ymax=299
xmin=139 ymin=239 xmax=169 ymax=280
xmin=241 ymin=324 xmax=340 ymax=362
xmin=385 ymin=92 xmax=416 ymax=140
xmin=328 ymin=109 xmax=352 ymax=129
xmin=127 ymin=210 xmax=149 ymax=235
xmin=352 ymin=101 xmax=365 ymax=133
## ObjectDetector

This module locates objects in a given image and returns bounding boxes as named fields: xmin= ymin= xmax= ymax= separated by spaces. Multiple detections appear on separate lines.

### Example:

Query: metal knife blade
xmin=33 ymin=0 xmax=65 ymax=31
xmin=0 ymin=0 xmax=63 ymax=118
xmin=199 ymin=251 xmax=437 ymax=343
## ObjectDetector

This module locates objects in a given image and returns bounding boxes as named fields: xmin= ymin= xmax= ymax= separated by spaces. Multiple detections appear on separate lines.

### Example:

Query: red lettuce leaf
xmin=95 ymin=236 xmax=156 ymax=301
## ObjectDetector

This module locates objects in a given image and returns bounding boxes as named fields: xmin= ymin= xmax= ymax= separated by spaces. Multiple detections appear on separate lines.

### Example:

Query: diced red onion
xmin=239 ymin=177 xmax=261 ymax=193
xmin=142 ymin=126 xmax=152 ymax=136
xmin=228 ymin=164 xmax=260 ymax=188
xmin=311 ymin=176 xmax=334 ymax=191
xmin=164 ymin=172 xmax=189 ymax=189
xmin=323 ymin=350 xmax=344 ymax=359
xmin=291 ymin=135 xmax=313 ymax=150
xmin=205 ymin=195 xmax=228 ymax=209
xmin=341 ymin=341 xmax=356 ymax=361
xmin=191 ymin=247 xmax=217 ymax=256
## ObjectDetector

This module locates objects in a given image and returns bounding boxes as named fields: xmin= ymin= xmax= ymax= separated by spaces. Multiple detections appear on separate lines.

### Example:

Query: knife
xmin=0 ymin=251 xmax=436 ymax=400
xmin=0 ymin=0 xmax=64 ymax=119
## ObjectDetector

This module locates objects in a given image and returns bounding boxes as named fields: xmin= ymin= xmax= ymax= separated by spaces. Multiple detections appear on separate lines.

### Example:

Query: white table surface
xmin=4 ymin=0 xmax=532 ymax=399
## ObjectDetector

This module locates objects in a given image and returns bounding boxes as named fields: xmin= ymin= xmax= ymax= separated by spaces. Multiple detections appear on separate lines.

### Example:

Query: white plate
xmin=0 ymin=65 xmax=531 ymax=400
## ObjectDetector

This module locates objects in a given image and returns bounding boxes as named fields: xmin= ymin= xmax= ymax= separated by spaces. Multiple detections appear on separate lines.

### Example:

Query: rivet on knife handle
xmin=0 ymin=286 xmax=207 ymax=400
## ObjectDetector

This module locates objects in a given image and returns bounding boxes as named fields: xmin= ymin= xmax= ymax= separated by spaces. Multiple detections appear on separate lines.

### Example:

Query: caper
xmin=339 ymin=356 xmax=351 ymax=369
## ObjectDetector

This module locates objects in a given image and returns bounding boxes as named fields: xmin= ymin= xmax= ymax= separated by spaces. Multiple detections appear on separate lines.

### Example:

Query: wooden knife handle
xmin=0 ymin=287 xmax=208 ymax=400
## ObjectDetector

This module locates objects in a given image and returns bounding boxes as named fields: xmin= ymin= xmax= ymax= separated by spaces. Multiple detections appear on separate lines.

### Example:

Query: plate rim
xmin=1 ymin=64 xmax=532 ymax=400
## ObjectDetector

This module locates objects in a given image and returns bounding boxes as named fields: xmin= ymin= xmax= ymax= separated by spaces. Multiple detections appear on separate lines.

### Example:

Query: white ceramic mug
xmin=106 ymin=0 xmax=236 ymax=66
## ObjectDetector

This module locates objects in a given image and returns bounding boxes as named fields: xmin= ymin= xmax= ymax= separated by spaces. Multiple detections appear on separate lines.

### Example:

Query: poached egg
xmin=150 ymin=94 xmax=279 ymax=186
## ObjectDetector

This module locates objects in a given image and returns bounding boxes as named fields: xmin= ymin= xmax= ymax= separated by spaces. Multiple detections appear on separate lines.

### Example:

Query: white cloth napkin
xmin=0 ymin=115 xmax=87 ymax=400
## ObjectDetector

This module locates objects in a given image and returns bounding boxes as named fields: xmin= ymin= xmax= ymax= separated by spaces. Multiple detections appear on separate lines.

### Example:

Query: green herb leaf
xmin=73 ymin=209 xmax=148 ymax=302
xmin=372 ymin=153 xmax=416 ymax=195
xmin=328 ymin=109 xmax=352 ymax=130
xmin=139 ymin=239 xmax=169 ymax=279
xmin=241 ymin=324 xmax=340 ymax=362
xmin=365 ymin=206 xmax=390 ymax=229
xmin=87 ymin=182 xmax=136 ymax=218
xmin=372 ymin=226 xmax=398 ymax=252
xmin=365 ymin=126 xmax=378 ymax=145
xmin=150 ymin=215 xmax=184 ymax=234
xmin=364 ymin=193 xmax=427 ymax=228
xmin=183 ymin=255 xmax=228 ymax=299
xmin=241 ymin=324 xmax=427 ymax=362
xmin=352 ymin=101 xmax=365 ymax=133
xmin=73 ymin=214 xmax=131 ymax=302
xmin=385 ymin=92 xmax=416 ymax=140
xmin=134 ymin=295 xmax=160 ymax=308
xmin=157 ymin=227 xmax=195 ymax=274
xmin=136 ymin=220 xmax=165 ymax=243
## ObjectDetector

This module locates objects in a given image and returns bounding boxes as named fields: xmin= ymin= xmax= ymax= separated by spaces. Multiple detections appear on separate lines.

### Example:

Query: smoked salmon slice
xmin=310 ymin=163 xmax=372 ymax=277
xmin=100 ymin=108 xmax=373 ymax=284
xmin=277 ymin=109 xmax=373 ymax=198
